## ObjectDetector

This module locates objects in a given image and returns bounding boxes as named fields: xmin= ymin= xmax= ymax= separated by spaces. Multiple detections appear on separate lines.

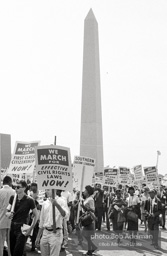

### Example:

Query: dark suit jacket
xmin=144 ymin=197 xmax=162 ymax=223
xmin=157 ymin=192 xmax=167 ymax=211
xmin=94 ymin=189 xmax=104 ymax=208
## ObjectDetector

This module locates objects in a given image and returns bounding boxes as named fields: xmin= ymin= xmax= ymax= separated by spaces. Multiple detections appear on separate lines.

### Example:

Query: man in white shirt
xmin=0 ymin=176 xmax=15 ymax=256
xmin=35 ymin=189 xmax=69 ymax=256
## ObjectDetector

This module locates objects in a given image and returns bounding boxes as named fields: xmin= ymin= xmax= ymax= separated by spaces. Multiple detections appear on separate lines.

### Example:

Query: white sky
xmin=0 ymin=0 xmax=167 ymax=175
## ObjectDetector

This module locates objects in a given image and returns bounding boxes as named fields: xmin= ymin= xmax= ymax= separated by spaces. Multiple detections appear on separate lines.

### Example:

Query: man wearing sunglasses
xmin=6 ymin=180 xmax=38 ymax=256
xmin=159 ymin=186 xmax=167 ymax=230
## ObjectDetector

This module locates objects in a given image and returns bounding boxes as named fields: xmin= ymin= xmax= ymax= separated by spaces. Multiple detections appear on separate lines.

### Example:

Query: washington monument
xmin=80 ymin=9 xmax=104 ymax=174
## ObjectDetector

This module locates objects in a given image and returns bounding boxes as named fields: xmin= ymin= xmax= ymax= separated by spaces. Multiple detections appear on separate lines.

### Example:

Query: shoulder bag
xmin=80 ymin=211 xmax=93 ymax=227
xmin=127 ymin=211 xmax=138 ymax=222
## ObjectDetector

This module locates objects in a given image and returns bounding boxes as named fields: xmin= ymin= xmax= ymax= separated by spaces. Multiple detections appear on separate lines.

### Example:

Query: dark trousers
xmin=82 ymin=223 xmax=97 ymax=252
xmin=104 ymin=207 xmax=110 ymax=230
xmin=95 ymin=207 xmax=103 ymax=230
xmin=84 ymin=236 xmax=97 ymax=252
xmin=69 ymin=206 xmax=75 ymax=230
xmin=148 ymin=218 xmax=159 ymax=246
xmin=102 ymin=208 xmax=105 ymax=222
xmin=162 ymin=210 xmax=166 ymax=228
xmin=10 ymin=223 xmax=27 ymax=256
xmin=30 ymin=224 xmax=39 ymax=248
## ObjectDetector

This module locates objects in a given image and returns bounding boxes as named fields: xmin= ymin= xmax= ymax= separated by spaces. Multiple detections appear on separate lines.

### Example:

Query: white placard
xmin=104 ymin=168 xmax=118 ymax=187
xmin=35 ymin=145 xmax=72 ymax=191
xmin=7 ymin=141 xmax=40 ymax=174
xmin=118 ymin=167 xmax=130 ymax=185
xmin=72 ymin=156 xmax=95 ymax=191
xmin=133 ymin=165 xmax=143 ymax=181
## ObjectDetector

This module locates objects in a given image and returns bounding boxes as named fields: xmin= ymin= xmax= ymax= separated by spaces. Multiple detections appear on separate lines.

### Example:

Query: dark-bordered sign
xmin=37 ymin=148 xmax=69 ymax=166
xmin=104 ymin=168 xmax=118 ymax=187
xmin=144 ymin=166 xmax=158 ymax=186
xmin=7 ymin=141 xmax=40 ymax=174
xmin=35 ymin=145 xmax=72 ymax=191
xmin=118 ymin=167 xmax=130 ymax=184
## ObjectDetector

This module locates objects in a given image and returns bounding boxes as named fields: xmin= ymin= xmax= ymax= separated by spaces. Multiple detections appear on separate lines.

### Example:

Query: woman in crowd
xmin=140 ymin=187 xmax=149 ymax=232
xmin=73 ymin=191 xmax=80 ymax=228
xmin=81 ymin=185 xmax=98 ymax=256
xmin=126 ymin=186 xmax=141 ymax=245
xmin=111 ymin=189 xmax=127 ymax=245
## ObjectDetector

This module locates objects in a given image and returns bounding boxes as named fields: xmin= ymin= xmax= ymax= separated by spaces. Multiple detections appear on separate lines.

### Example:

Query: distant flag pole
xmin=156 ymin=150 xmax=161 ymax=191
xmin=156 ymin=150 xmax=161 ymax=170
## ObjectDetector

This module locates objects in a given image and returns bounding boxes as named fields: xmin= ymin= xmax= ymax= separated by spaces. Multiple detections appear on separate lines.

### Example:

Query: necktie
xmin=131 ymin=196 xmax=133 ymax=206
xmin=150 ymin=199 xmax=153 ymax=214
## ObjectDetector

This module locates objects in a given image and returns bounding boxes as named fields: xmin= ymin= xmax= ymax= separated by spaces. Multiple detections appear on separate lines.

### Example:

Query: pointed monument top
xmin=85 ymin=8 xmax=97 ymax=21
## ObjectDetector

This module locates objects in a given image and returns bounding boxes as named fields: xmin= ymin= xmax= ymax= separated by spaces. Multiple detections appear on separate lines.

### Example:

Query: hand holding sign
xmin=51 ymin=198 xmax=60 ymax=208
xmin=6 ymin=212 xmax=14 ymax=219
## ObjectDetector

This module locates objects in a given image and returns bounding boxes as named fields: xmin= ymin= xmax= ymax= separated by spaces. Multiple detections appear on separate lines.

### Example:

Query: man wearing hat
xmin=158 ymin=186 xmax=167 ymax=230
xmin=145 ymin=189 xmax=162 ymax=249
xmin=111 ymin=188 xmax=127 ymax=245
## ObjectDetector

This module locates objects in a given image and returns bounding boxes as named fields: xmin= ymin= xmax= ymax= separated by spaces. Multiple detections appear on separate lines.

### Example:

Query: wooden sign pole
xmin=76 ymin=164 xmax=85 ymax=224
xmin=52 ymin=136 xmax=57 ymax=233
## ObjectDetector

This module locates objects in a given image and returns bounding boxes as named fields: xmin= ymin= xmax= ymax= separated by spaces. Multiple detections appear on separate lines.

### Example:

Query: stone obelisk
xmin=80 ymin=9 xmax=104 ymax=174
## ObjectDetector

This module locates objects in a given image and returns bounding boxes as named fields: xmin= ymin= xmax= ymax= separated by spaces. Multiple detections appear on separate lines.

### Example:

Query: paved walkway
xmin=26 ymin=223 xmax=167 ymax=256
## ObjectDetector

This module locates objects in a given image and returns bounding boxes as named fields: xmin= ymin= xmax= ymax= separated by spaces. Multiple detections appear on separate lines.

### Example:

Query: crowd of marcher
xmin=0 ymin=176 xmax=167 ymax=256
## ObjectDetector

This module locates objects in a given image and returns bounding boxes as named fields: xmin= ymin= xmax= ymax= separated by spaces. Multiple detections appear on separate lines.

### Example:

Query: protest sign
xmin=133 ymin=165 xmax=143 ymax=181
xmin=1 ymin=168 xmax=7 ymax=182
xmin=72 ymin=156 xmax=95 ymax=191
xmin=118 ymin=167 xmax=130 ymax=185
xmin=162 ymin=174 xmax=167 ymax=186
xmin=128 ymin=173 xmax=135 ymax=186
xmin=7 ymin=141 xmax=40 ymax=175
xmin=103 ymin=168 xmax=118 ymax=187
xmin=73 ymin=156 xmax=95 ymax=167
xmin=35 ymin=145 xmax=72 ymax=191
xmin=144 ymin=166 xmax=159 ymax=186
xmin=94 ymin=176 xmax=103 ymax=186
xmin=94 ymin=172 xmax=104 ymax=182
xmin=92 ymin=172 xmax=104 ymax=187
xmin=11 ymin=173 xmax=25 ymax=186
xmin=134 ymin=176 xmax=147 ymax=188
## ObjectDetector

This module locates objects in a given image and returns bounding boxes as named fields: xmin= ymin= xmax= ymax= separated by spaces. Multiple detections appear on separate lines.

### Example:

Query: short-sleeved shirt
xmin=8 ymin=195 xmax=36 ymax=224
xmin=0 ymin=185 xmax=15 ymax=229
xmin=39 ymin=196 xmax=69 ymax=229
xmin=83 ymin=196 xmax=95 ymax=212
xmin=127 ymin=194 xmax=139 ymax=207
